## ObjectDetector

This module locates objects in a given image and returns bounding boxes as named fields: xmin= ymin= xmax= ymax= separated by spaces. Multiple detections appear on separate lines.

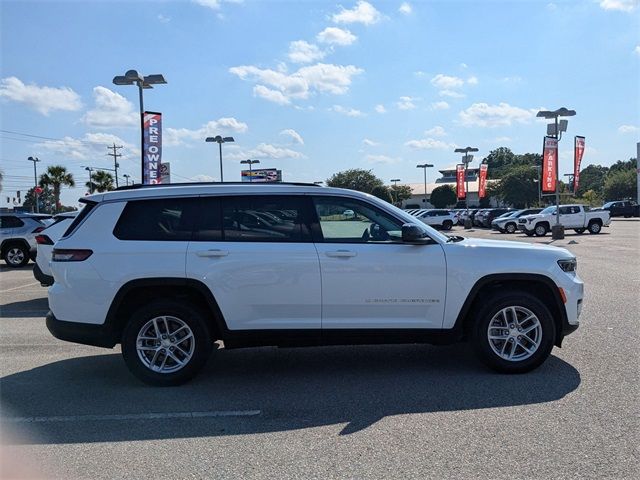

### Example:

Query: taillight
xmin=35 ymin=235 xmax=54 ymax=245
xmin=52 ymin=249 xmax=93 ymax=262
xmin=32 ymin=226 xmax=45 ymax=233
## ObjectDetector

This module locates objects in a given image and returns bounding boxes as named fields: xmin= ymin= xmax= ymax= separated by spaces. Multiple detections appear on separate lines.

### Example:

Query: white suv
xmin=47 ymin=183 xmax=583 ymax=385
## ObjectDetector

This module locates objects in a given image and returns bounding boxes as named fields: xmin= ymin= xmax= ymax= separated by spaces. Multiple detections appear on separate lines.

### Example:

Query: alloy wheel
xmin=487 ymin=306 xmax=542 ymax=361
xmin=6 ymin=248 xmax=25 ymax=266
xmin=136 ymin=316 xmax=196 ymax=373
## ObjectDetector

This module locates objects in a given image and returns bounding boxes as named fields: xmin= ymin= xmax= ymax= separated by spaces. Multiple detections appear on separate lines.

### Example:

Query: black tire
xmin=2 ymin=242 xmax=30 ymax=268
xmin=121 ymin=300 xmax=213 ymax=386
xmin=524 ymin=231 xmax=535 ymax=237
xmin=588 ymin=221 xmax=602 ymax=234
xmin=534 ymin=223 xmax=548 ymax=237
xmin=442 ymin=220 xmax=453 ymax=230
xmin=574 ymin=228 xmax=585 ymax=234
xmin=505 ymin=223 xmax=517 ymax=234
xmin=470 ymin=291 xmax=556 ymax=373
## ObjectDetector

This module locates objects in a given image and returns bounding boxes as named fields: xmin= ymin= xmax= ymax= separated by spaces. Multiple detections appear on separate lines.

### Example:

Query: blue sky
xmin=1 ymin=0 xmax=638 ymax=207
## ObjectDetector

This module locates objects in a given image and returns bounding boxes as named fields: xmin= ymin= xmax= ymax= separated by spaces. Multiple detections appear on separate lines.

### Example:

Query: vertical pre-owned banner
xmin=478 ymin=163 xmax=488 ymax=198
xmin=542 ymin=136 xmax=558 ymax=193
xmin=573 ymin=136 xmax=585 ymax=194
xmin=456 ymin=164 xmax=466 ymax=199
xmin=143 ymin=111 xmax=162 ymax=184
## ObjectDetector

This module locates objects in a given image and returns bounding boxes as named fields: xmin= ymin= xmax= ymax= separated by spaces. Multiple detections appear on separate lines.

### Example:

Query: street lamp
xmin=454 ymin=147 xmax=479 ymax=228
xmin=123 ymin=174 xmax=131 ymax=186
xmin=240 ymin=159 xmax=260 ymax=182
xmin=113 ymin=70 xmax=167 ymax=184
xmin=27 ymin=156 xmax=40 ymax=213
xmin=390 ymin=178 xmax=401 ymax=205
xmin=84 ymin=166 xmax=94 ymax=194
xmin=416 ymin=163 xmax=434 ymax=206
xmin=206 ymin=136 xmax=235 ymax=182
xmin=536 ymin=107 xmax=576 ymax=239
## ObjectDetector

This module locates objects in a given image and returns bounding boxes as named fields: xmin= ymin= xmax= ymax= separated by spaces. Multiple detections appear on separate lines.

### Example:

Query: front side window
xmin=113 ymin=198 xmax=198 ymax=241
xmin=313 ymin=196 xmax=403 ymax=243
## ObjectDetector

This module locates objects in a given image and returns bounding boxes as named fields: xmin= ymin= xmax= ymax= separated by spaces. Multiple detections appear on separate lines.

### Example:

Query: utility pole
xmin=107 ymin=144 xmax=123 ymax=188
xmin=27 ymin=156 xmax=40 ymax=213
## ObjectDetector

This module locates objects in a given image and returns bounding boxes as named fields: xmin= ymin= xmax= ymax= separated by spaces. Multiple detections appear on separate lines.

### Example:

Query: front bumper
xmin=33 ymin=263 xmax=54 ymax=286
xmin=46 ymin=311 xmax=117 ymax=348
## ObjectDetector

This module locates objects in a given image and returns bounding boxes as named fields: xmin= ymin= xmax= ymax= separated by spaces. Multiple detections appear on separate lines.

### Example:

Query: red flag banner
xmin=542 ymin=136 xmax=558 ymax=193
xmin=573 ymin=136 xmax=585 ymax=194
xmin=478 ymin=163 xmax=488 ymax=198
xmin=456 ymin=164 xmax=466 ymax=199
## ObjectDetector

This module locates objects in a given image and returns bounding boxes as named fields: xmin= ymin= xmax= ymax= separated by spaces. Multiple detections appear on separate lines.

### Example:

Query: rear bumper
xmin=33 ymin=263 xmax=54 ymax=286
xmin=46 ymin=311 xmax=117 ymax=348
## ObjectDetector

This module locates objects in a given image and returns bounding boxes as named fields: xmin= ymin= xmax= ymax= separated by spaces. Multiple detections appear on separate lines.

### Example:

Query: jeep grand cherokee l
xmin=46 ymin=183 xmax=583 ymax=386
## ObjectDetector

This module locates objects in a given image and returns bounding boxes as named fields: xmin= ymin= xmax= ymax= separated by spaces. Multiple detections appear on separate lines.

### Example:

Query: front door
xmin=311 ymin=196 xmax=447 ymax=329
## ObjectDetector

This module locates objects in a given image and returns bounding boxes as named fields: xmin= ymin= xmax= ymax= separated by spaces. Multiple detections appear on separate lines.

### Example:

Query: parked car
xmin=518 ymin=204 xmax=611 ymax=236
xmin=0 ymin=213 xmax=49 ymax=267
xmin=47 ymin=183 xmax=583 ymax=385
xmin=34 ymin=212 xmax=78 ymax=286
xmin=415 ymin=209 xmax=456 ymax=230
xmin=492 ymin=209 xmax=542 ymax=234
xmin=458 ymin=209 xmax=479 ymax=226
xmin=481 ymin=208 xmax=514 ymax=228
xmin=599 ymin=200 xmax=639 ymax=218
xmin=473 ymin=209 xmax=491 ymax=227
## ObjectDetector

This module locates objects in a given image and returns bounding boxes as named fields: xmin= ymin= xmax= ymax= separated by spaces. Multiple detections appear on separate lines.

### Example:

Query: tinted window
xmin=63 ymin=201 xmax=97 ymax=237
xmin=114 ymin=198 xmax=198 ymax=241
xmin=193 ymin=197 xmax=223 ymax=241
xmin=313 ymin=196 xmax=403 ymax=243
xmin=222 ymin=195 xmax=310 ymax=242
xmin=0 ymin=216 xmax=24 ymax=228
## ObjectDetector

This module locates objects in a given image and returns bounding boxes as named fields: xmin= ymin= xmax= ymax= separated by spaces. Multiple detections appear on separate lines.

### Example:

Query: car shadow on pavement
xmin=0 ymin=298 xmax=49 ymax=318
xmin=0 ymin=344 xmax=580 ymax=445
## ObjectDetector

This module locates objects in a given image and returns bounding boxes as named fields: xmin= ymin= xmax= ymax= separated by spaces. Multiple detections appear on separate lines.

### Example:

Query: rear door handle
xmin=325 ymin=250 xmax=357 ymax=258
xmin=196 ymin=249 xmax=229 ymax=257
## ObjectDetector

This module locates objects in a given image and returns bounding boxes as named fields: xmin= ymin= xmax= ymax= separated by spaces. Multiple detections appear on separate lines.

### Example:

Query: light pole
xmin=240 ymin=159 xmax=260 ymax=182
xmin=123 ymin=174 xmax=131 ymax=186
xmin=390 ymin=178 xmax=401 ymax=205
xmin=416 ymin=163 xmax=434 ymax=206
xmin=27 ymin=156 xmax=40 ymax=213
xmin=113 ymin=70 xmax=167 ymax=184
xmin=536 ymin=107 xmax=576 ymax=240
xmin=85 ymin=167 xmax=94 ymax=194
xmin=563 ymin=173 xmax=575 ymax=193
xmin=206 ymin=136 xmax=235 ymax=182
xmin=313 ymin=181 xmax=324 ymax=185
xmin=454 ymin=147 xmax=479 ymax=228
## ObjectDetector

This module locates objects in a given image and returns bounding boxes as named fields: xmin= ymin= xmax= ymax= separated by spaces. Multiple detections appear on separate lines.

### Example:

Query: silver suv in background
xmin=0 ymin=213 xmax=50 ymax=267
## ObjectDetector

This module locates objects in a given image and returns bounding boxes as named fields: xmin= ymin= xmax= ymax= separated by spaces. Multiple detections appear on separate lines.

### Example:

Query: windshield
xmin=540 ymin=206 xmax=556 ymax=215
xmin=496 ymin=211 xmax=517 ymax=219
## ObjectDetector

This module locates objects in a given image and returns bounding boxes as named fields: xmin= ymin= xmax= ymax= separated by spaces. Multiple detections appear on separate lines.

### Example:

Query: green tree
xmin=493 ymin=165 xmax=539 ymax=208
xmin=370 ymin=185 xmax=393 ymax=203
xmin=603 ymin=168 xmax=636 ymax=201
xmin=39 ymin=165 xmax=75 ymax=212
xmin=577 ymin=189 xmax=602 ymax=207
xmin=608 ymin=157 xmax=637 ymax=175
xmin=482 ymin=147 xmax=522 ymax=179
xmin=430 ymin=184 xmax=457 ymax=208
xmin=389 ymin=184 xmax=413 ymax=206
xmin=576 ymin=164 xmax=608 ymax=197
xmin=22 ymin=186 xmax=56 ymax=213
xmin=326 ymin=169 xmax=384 ymax=194
xmin=86 ymin=170 xmax=115 ymax=193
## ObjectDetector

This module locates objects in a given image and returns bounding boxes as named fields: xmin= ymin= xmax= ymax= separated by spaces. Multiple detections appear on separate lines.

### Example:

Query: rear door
xmin=186 ymin=195 xmax=321 ymax=331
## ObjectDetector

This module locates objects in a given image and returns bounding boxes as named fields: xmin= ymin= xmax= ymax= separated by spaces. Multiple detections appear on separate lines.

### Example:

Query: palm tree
xmin=86 ymin=170 xmax=115 ymax=193
xmin=39 ymin=165 xmax=75 ymax=212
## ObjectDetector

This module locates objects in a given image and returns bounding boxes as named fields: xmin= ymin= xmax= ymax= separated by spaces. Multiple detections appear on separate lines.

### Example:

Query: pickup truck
xmin=599 ymin=200 xmax=639 ymax=218
xmin=518 ymin=204 xmax=611 ymax=236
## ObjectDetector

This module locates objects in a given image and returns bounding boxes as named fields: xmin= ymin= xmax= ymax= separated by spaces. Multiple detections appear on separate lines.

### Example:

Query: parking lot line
xmin=0 ymin=282 xmax=40 ymax=293
xmin=1 ymin=410 xmax=261 ymax=424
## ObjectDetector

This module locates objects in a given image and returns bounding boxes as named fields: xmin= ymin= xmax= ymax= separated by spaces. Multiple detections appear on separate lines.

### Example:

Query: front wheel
xmin=2 ymin=244 xmax=30 ymax=268
xmin=471 ymin=291 xmax=555 ymax=373
xmin=121 ymin=300 xmax=213 ymax=386
xmin=442 ymin=220 xmax=453 ymax=230
xmin=534 ymin=224 xmax=548 ymax=237
xmin=505 ymin=223 xmax=517 ymax=234
xmin=588 ymin=221 xmax=602 ymax=234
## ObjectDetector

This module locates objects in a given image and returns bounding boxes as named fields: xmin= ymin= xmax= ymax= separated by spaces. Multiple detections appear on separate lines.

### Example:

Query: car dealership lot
xmin=1 ymin=220 xmax=638 ymax=479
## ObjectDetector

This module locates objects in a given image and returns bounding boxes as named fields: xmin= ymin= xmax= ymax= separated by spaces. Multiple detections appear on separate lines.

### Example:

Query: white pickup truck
xmin=518 ymin=204 xmax=611 ymax=236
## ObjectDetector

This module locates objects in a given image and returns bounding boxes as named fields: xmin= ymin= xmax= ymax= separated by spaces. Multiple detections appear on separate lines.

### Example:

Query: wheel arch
xmin=1 ymin=238 xmax=31 ymax=255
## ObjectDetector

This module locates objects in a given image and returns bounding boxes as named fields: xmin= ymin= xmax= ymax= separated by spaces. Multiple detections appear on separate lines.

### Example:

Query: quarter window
xmin=113 ymin=198 xmax=198 ymax=241
xmin=0 ymin=216 xmax=24 ymax=228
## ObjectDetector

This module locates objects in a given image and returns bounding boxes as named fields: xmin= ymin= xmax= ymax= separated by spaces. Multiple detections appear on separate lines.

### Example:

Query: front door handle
xmin=325 ymin=250 xmax=357 ymax=258
xmin=196 ymin=249 xmax=229 ymax=257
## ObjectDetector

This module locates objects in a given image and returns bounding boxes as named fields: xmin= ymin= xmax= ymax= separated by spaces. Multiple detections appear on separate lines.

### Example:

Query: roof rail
xmin=115 ymin=181 xmax=322 ymax=191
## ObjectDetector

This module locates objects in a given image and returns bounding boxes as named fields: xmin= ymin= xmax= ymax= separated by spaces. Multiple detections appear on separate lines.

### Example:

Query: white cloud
xmin=424 ymin=126 xmax=446 ymax=137
xmin=405 ymin=138 xmax=455 ymax=150
xmin=0 ymin=76 xmax=81 ymax=115
xmin=230 ymin=63 xmax=363 ymax=104
xmin=365 ymin=154 xmax=401 ymax=164
xmin=599 ymin=0 xmax=638 ymax=12
xmin=459 ymin=63 xmax=468 ymax=69
xmin=165 ymin=117 xmax=248 ymax=146
xmin=191 ymin=174 xmax=216 ymax=182
xmin=459 ymin=102 xmax=535 ymax=127
xmin=618 ymin=124 xmax=639 ymax=133
xmin=330 ymin=105 xmax=365 ymax=117
xmin=396 ymin=96 xmax=417 ymax=110
xmin=431 ymin=74 xmax=464 ymax=89
xmin=157 ymin=14 xmax=171 ymax=23
xmin=38 ymin=133 xmax=136 ymax=160
xmin=253 ymin=85 xmax=291 ymax=105
xmin=82 ymin=86 xmax=138 ymax=128
xmin=227 ymin=143 xmax=305 ymax=160
xmin=362 ymin=138 xmax=380 ymax=146
xmin=280 ymin=128 xmax=304 ymax=144
xmin=288 ymin=41 xmax=325 ymax=64
xmin=547 ymin=3 xmax=557 ymax=10
xmin=467 ymin=76 xmax=478 ymax=85
xmin=374 ymin=104 xmax=387 ymax=113
xmin=193 ymin=0 xmax=244 ymax=11
xmin=332 ymin=1 xmax=381 ymax=25
xmin=635 ymin=45 xmax=640 ymax=55
xmin=501 ymin=76 xmax=523 ymax=83
xmin=439 ymin=89 xmax=465 ymax=99
xmin=399 ymin=2 xmax=412 ymax=15
xmin=431 ymin=101 xmax=450 ymax=110
xmin=485 ymin=136 xmax=513 ymax=144
xmin=317 ymin=27 xmax=357 ymax=46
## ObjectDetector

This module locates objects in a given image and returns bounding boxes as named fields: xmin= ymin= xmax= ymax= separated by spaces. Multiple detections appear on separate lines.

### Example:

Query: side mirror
xmin=402 ymin=223 xmax=432 ymax=244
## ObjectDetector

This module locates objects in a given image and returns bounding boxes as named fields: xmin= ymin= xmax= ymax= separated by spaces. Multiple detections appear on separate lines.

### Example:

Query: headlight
xmin=558 ymin=258 xmax=577 ymax=273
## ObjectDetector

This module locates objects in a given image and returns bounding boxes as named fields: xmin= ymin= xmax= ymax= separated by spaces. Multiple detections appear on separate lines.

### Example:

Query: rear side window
xmin=113 ymin=198 xmax=198 ymax=241
xmin=222 ymin=195 xmax=311 ymax=242
xmin=63 ymin=201 xmax=97 ymax=237
xmin=1 ymin=216 xmax=24 ymax=228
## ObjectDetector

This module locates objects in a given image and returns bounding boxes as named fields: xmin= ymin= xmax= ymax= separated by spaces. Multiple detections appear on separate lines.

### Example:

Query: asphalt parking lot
xmin=1 ymin=219 xmax=638 ymax=479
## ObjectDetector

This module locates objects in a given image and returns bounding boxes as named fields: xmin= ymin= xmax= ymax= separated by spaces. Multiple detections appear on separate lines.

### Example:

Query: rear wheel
xmin=588 ymin=221 xmax=602 ymax=234
xmin=505 ymin=223 xmax=517 ymax=234
xmin=534 ymin=224 xmax=548 ymax=237
xmin=121 ymin=300 xmax=213 ymax=386
xmin=442 ymin=220 xmax=453 ymax=230
xmin=2 ymin=243 xmax=30 ymax=268
xmin=471 ymin=291 xmax=555 ymax=373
